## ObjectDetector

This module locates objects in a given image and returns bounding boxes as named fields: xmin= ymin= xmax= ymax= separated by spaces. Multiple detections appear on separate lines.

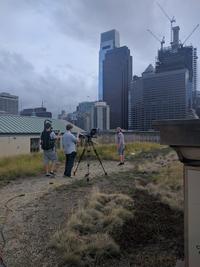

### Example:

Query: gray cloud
xmin=0 ymin=50 xmax=97 ymax=115
xmin=44 ymin=0 xmax=200 ymax=73
xmin=50 ymin=0 xmax=157 ymax=57
xmin=0 ymin=0 xmax=199 ymax=117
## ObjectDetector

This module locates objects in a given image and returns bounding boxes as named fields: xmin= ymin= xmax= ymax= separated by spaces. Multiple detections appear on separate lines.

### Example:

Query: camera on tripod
xmin=79 ymin=128 xmax=98 ymax=140
xmin=74 ymin=127 xmax=107 ymax=179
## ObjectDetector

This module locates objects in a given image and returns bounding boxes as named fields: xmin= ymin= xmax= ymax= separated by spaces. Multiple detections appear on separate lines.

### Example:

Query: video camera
xmin=79 ymin=128 xmax=98 ymax=140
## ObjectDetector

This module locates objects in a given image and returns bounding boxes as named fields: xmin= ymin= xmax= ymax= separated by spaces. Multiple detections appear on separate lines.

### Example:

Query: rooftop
xmin=0 ymin=115 xmax=82 ymax=135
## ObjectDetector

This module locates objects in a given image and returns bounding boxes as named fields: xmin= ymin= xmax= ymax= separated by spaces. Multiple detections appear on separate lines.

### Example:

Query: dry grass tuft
xmin=136 ymin=161 xmax=183 ymax=210
xmin=0 ymin=153 xmax=43 ymax=185
xmin=78 ymin=142 xmax=166 ymax=161
xmin=51 ymin=190 xmax=134 ymax=266
xmin=0 ymin=150 xmax=66 ymax=186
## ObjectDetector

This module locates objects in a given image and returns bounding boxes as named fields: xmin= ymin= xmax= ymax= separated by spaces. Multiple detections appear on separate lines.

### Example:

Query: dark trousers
xmin=64 ymin=152 xmax=76 ymax=177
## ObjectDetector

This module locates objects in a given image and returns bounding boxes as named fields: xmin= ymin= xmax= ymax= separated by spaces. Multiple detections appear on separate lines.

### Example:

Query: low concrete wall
xmin=0 ymin=132 xmax=159 ymax=157
xmin=0 ymin=134 xmax=40 ymax=157
xmin=0 ymin=134 xmax=63 ymax=157
xmin=97 ymin=131 xmax=160 ymax=144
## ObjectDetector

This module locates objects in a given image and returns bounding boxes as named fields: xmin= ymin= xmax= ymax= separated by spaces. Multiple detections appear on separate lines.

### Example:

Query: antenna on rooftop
xmin=147 ymin=29 xmax=165 ymax=50
xmin=20 ymin=99 xmax=23 ymax=111
xmin=157 ymin=2 xmax=176 ymax=44
xmin=182 ymin=24 xmax=199 ymax=45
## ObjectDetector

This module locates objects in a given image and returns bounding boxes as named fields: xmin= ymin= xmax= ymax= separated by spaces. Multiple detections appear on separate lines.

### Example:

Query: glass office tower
xmin=0 ymin=92 xmax=18 ymax=115
xmin=98 ymin=29 xmax=120 ymax=100
xmin=103 ymin=46 xmax=132 ymax=129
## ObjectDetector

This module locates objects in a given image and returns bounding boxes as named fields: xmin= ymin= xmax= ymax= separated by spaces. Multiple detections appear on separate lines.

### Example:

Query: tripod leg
xmin=73 ymin=147 xmax=86 ymax=176
xmin=91 ymin=142 xmax=107 ymax=175
xmin=85 ymin=162 xmax=90 ymax=178
xmin=85 ymin=142 xmax=91 ymax=179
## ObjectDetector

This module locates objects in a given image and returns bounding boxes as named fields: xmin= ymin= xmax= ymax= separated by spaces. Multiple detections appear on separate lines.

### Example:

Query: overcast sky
xmin=0 ymin=0 xmax=199 ymax=117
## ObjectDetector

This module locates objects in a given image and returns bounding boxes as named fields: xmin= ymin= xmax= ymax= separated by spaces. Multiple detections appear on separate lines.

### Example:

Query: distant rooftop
xmin=0 ymin=115 xmax=83 ymax=135
xmin=143 ymin=64 xmax=155 ymax=74
xmin=0 ymin=92 xmax=18 ymax=99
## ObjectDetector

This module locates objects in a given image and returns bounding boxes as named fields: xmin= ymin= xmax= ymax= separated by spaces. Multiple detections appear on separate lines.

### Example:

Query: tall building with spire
xmin=98 ymin=29 xmax=120 ymax=100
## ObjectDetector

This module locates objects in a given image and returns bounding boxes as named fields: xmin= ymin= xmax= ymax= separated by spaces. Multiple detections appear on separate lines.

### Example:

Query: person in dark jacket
xmin=41 ymin=122 xmax=58 ymax=176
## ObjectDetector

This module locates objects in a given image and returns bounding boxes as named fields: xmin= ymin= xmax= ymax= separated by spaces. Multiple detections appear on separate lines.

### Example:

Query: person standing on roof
xmin=40 ymin=122 xmax=59 ymax=177
xmin=62 ymin=124 xmax=79 ymax=177
xmin=116 ymin=127 xmax=125 ymax=165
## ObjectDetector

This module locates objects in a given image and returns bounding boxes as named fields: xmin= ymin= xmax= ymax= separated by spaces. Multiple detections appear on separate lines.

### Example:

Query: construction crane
xmin=147 ymin=29 xmax=165 ymax=50
xmin=182 ymin=24 xmax=199 ymax=45
xmin=157 ymin=2 xmax=176 ymax=44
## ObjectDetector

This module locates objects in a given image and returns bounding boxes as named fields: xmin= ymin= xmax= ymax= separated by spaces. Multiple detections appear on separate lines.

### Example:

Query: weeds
xmin=0 ymin=150 xmax=65 ymax=186
xmin=51 ymin=190 xmax=134 ymax=266
xmin=0 ymin=142 xmax=167 ymax=186
xmin=77 ymin=142 xmax=166 ymax=161
xmin=135 ymin=161 xmax=183 ymax=210
xmin=0 ymin=153 xmax=43 ymax=185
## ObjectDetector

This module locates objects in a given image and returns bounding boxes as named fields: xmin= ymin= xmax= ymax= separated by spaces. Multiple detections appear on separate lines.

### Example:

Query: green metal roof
xmin=0 ymin=115 xmax=82 ymax=135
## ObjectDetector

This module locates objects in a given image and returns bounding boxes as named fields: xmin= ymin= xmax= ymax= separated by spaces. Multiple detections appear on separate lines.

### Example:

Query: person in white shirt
xmin=116 ymin=127 xmax=125 ymax=165
xmin=62 ymin=124 xmax=79 ymax=177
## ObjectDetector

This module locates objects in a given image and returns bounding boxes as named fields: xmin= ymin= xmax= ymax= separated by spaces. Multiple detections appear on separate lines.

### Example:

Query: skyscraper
xmin=75 ymin=101 xmax=95 ymax=131
xmin=130 ymin=24 xmax=198 ymax=131
xmin=91 ymin=101 xmax=110 ymax=130
xmin=130 ymin=66 xmax=191 ymax=131
xmin=98 ymin=29 xmax=120 ymax=100
xmin=103 ymin=46 xmax=132 ymax=129
xmin=143 ymin=68 xmax=190 ymax=130
xmin=156 ymin=26 xmax=197 ymax=107
xmin=0 ymin=92 xmax=18 ymax=115
xmin=129 ymin=75 xmax=144 ymax=130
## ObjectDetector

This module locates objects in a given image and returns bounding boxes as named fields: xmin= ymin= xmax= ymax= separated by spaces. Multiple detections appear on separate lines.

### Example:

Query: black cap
xmin=45 ymin=122 xmax=51 ymax=129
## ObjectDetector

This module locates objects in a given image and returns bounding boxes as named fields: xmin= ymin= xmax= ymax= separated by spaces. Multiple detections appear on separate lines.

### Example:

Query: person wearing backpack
xmin=40 ymin=122 xmax=58 ymax=177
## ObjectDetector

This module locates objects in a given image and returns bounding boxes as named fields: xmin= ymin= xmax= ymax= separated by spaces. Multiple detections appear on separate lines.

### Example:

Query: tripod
xmin=73 ymin=136 xmax=107 ymax=180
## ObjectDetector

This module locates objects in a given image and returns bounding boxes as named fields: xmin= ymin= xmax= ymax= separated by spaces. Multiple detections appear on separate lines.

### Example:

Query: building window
xmin=30 ymin=138 xmax=40 ymax=153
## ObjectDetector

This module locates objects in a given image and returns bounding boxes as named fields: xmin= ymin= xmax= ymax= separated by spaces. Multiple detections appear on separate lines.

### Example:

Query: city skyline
xmin=0 ymin=0 xmax=199 ymax=117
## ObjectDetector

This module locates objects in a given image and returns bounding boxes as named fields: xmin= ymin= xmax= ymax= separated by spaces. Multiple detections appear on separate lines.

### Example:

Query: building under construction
xmin=156 ymin=26 xmax=198 ymax=107
xmin=130 ymin=23 xmax=198 ymax=130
